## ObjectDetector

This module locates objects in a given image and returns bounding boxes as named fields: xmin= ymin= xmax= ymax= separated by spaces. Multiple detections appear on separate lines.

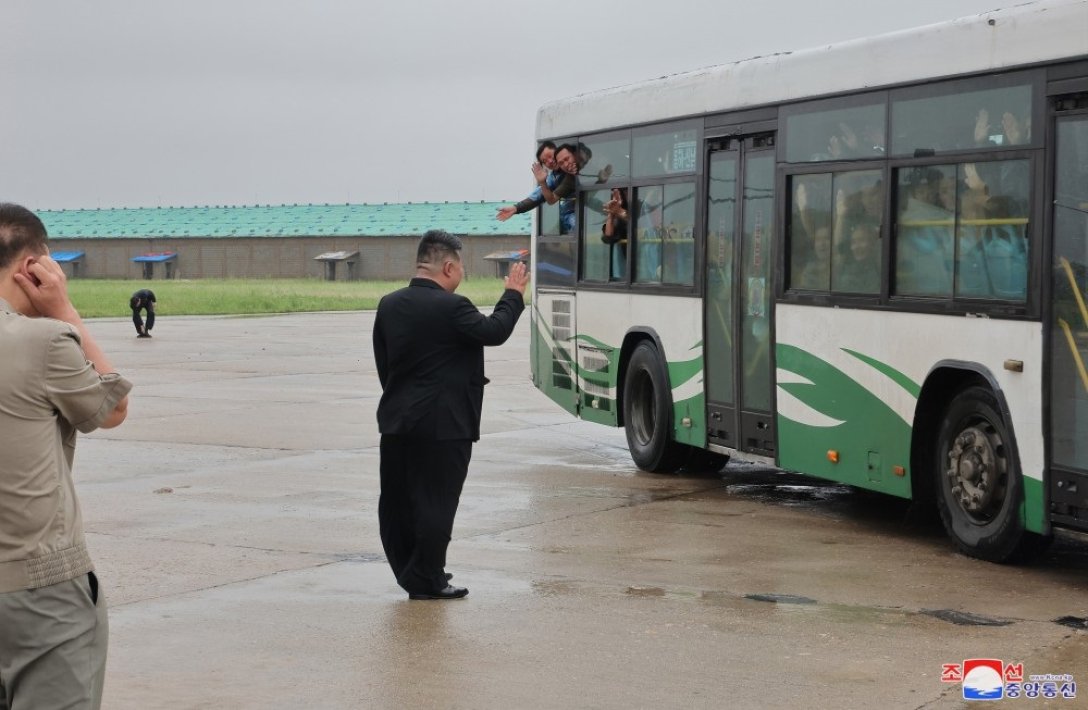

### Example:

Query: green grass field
xmin=68 ymin=278 xmax=518 ymax=317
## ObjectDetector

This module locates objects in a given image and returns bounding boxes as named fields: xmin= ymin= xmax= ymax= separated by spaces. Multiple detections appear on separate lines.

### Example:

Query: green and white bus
xmin=528 ymin=0 xmax=1088 ymax=562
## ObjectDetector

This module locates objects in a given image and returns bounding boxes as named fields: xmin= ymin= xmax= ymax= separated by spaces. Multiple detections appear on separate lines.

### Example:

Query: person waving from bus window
xmin=495 ymin=141 xmax=561 ymax=222
xmin=554 ymin=143 xmax=583 ymax=234
xmin=497 ymin=143 xmax=581 ymax=235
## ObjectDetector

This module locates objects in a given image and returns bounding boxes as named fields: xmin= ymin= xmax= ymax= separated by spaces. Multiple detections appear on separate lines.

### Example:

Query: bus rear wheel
xmin=934 ymin=385 xmax=1048 ymax=563
xmin=623 ymin=342 xmax=687 ymax=473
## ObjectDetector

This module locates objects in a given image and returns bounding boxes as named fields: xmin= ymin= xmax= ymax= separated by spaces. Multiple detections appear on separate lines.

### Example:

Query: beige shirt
xmin=0 ymin=297 xmax=132 ymax=592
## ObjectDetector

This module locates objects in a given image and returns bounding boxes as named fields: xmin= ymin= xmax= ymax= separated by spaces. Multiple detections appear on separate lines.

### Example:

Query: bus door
xmin=1049 ymin=100 xmax=1088 ymax=527
xmin=704 ymin=133 xmax=777 ymax=456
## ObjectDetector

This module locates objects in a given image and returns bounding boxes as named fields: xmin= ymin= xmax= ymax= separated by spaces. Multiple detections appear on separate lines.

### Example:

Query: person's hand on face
xmin=14 ymin=254 xmax=77 ymax=321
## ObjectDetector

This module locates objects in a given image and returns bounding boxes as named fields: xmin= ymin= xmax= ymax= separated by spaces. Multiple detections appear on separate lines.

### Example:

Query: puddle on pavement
xmin=921 ymin=609 xmax=1014 ymax=626
xmin=1054 ymin=616 xmax=1088 ymax=629
xmin=626 ymin=585 xmax=667 ymax=597
xmin=745 ymin=593 xmax=817 ymax=605
xmin=725 ymin=483 xmax=854 ymax=508
xmin=525 ymin=578 xmax=1028 ymax=633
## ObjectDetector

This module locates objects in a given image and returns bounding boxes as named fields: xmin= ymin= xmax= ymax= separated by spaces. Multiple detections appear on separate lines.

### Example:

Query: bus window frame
xmin=576 ymin=128 xmax=632 ymax=190
xmin=779 ymin=90 xmax=890 ymax=165
xmin=887 ymin=69 xmax=1045 ymax=158
xmin=778 ymin=149 xmax=1041 ymax=318
xmin=631 ymin=119 xmax=702 ymax=179
xmin=535 ymin=135 xmax=577 ymax=239
xmin=579 ymin=184 xmax=627 ymax=285
xmin=575 ymin=173 xmax=703 ymax=296
xmin=777 ymin=160 xmax=890 ymax=308
xmin=886 ymin=148 xmax=1040 ymax=317
xmin=775 ymin=65 xmax=1046 ymax=320
xmin=571 ymin=120 xmax=706 ymax=297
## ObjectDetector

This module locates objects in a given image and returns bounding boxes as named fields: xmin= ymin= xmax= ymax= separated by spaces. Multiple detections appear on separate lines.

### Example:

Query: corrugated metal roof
xmin=39 ymin=201 xmax=531 ymax=239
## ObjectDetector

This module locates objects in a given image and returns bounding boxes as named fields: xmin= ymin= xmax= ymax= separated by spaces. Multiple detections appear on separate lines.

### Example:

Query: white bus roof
xmin=537 ymin=0 xmax=1088 ymax=138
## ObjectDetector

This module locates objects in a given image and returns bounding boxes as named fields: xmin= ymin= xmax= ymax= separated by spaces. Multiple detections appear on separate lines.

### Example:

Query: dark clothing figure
xmin=130 ymin=289 xmax=155 ymax=337
xmin=373 ymin=278 xmax=524 ymax=598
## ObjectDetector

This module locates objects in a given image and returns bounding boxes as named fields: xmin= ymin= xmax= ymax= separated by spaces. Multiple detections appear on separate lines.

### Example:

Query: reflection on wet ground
xmin=716 ymin=460 xmax=1088 ymax=569
xmin=89 ymin=312 xmax=1088 ymax=709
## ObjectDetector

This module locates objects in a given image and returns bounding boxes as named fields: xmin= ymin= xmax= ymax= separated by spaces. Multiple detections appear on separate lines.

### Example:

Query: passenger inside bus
xmin=974 ymin=108 xmax=1031 ymax=148
xmin=826 ymin=121 xmax=885 ymax=159
xmin=956 ymin=188 xmax=1029 ymax=301
xmin=797 ymin=225 xmax=832 ymax=289
xmin=789 ymin=178 xmax=833 ymax=290
xmin=833 ymin=222 xmax=881 ymax=294
xmin=601 ymin=188 xmax=628 ymax=280
xmin=896 ymin=167 xmax=955 ymax=296
xmin=832 ymin=177 xmax=883 ymax=286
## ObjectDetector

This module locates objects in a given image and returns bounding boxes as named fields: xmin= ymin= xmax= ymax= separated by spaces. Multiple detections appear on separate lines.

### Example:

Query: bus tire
xmin=623 ymin=341 xmax=687 ymax=473
xmin=934 ymin=385 xmax=1048 ymax=563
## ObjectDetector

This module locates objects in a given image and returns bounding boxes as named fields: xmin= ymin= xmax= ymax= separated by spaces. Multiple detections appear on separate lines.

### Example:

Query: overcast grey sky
xmin=3 ymin=0 xmax=1008 ymax=210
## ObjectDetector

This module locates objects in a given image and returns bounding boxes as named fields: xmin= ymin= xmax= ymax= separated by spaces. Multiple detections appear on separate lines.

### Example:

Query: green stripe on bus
xmin=841 ymin=348 xmax=921 ymax=398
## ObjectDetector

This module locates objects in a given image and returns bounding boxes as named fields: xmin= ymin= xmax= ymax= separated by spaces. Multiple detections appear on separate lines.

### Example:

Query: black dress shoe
xmin=408 ymin=585 xmax=468 ymax=600
xmin=445 ymin=572 xmax=453 ymax=581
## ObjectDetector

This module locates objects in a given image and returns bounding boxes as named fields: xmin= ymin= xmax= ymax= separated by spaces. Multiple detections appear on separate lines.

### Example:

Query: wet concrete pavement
xmin=74 ymin=311 xmax=1087 ymax=709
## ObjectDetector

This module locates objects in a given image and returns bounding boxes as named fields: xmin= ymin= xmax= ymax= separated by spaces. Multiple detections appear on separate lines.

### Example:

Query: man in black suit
xmin=130 ymin=288 xmax=156 ymax=338
xmin=373 ymin=230 xmax=529 ymax=600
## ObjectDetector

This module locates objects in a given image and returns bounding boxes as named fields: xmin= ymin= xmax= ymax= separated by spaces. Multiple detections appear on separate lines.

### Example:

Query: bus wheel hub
xmin=947 ymin=426 xmax=1002 ymax=514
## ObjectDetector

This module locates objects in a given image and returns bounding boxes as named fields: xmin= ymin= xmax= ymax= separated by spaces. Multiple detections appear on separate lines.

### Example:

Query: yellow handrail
xmin=1058 ymin=318 xmax=1088 ymax=394
xmin=1060 ymin=256 xmax=1088 ymax=330
xmin=899 ymin=218 xmax=1028 ymax=227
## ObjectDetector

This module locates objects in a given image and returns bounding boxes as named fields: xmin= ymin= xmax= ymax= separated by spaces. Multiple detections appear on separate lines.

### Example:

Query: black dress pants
xmin=132 ymin=307 xmax=154 ymax=334
xmin=379 ymin=435 xmax=471 ymax=595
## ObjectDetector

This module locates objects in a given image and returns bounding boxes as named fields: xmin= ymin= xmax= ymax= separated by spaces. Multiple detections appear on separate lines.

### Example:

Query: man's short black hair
xmin=0 ymin=203 xmax=48 ymax=270
xmin=416 ymin=229 xmax=463 ymax=266
xmin=535 ymin=140 xmax=557 ymax=163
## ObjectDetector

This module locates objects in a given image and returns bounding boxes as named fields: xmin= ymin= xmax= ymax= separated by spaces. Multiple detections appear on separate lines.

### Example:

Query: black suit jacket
xmin=373 ymin=278 xmax=525 ymax=441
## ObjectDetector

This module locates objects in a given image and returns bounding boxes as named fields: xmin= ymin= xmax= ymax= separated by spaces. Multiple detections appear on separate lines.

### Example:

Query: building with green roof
xmin=40 ymin=201 xmax=530 ymax=280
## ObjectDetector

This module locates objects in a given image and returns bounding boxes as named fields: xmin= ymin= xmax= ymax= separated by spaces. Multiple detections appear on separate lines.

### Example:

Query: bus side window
xmin=540 ymin=200 xmax=563 ymax=236
xmin=896 ymin=166 xmax=955 ymax=297
xmin=789 ymin=174 xmax=833 ymax=291
xmin=632 ymin=183 xmax=696 ymax=286
xmin=789 ymin=170 xmax=882 ymax=295
xmin=635 ymin=186 xmax=664 ymax=283
xmin=893 ymin=161 xmax=1029 ymax=302
xmin=955 ymin=159 xmax=1030 ymax=301
xmin=829 ymin=170 xmax=883 ymax=295
xmin=581 ymin=188 xmax=615 ymax=282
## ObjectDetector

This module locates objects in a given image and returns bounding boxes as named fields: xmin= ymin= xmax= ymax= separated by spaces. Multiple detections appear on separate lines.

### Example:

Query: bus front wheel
xmin=934 ymin=385 xmax=1048 ymax=563
xmin=623 ymin=342 xmax=686 ymax=473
